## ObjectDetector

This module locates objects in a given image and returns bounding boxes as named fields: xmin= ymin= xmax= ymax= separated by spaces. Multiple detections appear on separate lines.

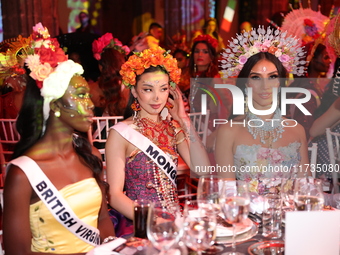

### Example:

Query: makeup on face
xmin=134 ymin=71 xmax=169 ymax=118
xmin=59 ymin=75 xmax=94 ymax=117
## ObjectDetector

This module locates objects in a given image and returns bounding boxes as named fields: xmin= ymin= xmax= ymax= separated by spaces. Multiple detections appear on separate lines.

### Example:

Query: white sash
xmin=9 ymin=156 xmax=100 ymax=246
xmin=113 ymin=122 xmax=177 ymax=187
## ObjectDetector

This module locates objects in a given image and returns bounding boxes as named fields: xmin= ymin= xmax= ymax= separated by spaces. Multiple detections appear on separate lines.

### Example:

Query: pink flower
xmin=257 ymin=147 xmax=270 ymax=159
xmin=29 ymin=62 xmax=53 ymax=83
xmin=114 ymin=38 xmax=123 ymax=47
xmin=33 ymin=22 xmax=45 ymax=33
xmin=238 ymin=55 xmax=248 ymax=64
xmin=270 ymin=150 xmax=284 ymax=164
xmin=121 ymin=45 xmax=131 ymax=55
xmin=278 ymin=54 xmax=290 ymax=63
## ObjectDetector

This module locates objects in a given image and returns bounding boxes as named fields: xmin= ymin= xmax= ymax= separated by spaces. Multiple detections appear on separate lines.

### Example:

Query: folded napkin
xmin=86 ymin=237 xmax=127 ymax=255
xmin=249 ymin=194 xmax=265 ymax=214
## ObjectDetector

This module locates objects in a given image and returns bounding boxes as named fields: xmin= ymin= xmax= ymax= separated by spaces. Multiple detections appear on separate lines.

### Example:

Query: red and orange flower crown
xmin=92 ymin=33 xmax=130 ymax=60
xmin=193 ymin=34 xmax=218 ymax=49
xmin=120 ymin=46 xmax=181 ymax=88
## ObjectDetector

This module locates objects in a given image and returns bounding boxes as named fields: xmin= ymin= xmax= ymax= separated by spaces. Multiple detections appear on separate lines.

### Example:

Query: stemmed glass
xmin=219 ymin=180 xmax=250 ymax=255
xmin=293 ymin=178 xmax=325 ymax=211
xmin=147 ymin=203 xmax=183 ymax=254
xmin=183 ymin=200 xmax=217 ymax=255
xmin=197 ymin=175 xmax=224 ymax=253
xmin=197 ymin=175 xmax=223 ymax=215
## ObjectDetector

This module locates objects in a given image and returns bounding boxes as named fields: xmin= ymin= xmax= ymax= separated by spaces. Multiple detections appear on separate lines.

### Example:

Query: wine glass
xmin=197 ymin=175 xmax=223 ymax=215
xmin=293 ymin=177 xmax=324 ymax=211
xmin=146 ymin=203 xmax=183 ymax=254
xmin=219 ymin=180 xmax=250 ymax=255
xmin=197 ymin=175 xmax=224 ymax=253
xmin=183 ymin=200 xmax=217 ymax=255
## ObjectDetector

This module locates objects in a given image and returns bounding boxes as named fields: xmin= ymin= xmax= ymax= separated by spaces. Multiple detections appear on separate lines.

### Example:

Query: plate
xmin=216 ymin=218 xmax=253 ymax=237
xmin=215 ymin=220 xmax=258 ymax=244
xmin=248 ymin=240 xmax=285 ymax=255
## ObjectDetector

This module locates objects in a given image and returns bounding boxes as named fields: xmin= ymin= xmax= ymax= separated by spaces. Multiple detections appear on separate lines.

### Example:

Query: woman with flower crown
xmin=3 ymin=23 xmax=115 ymax=254
xmin=216 ymin=27 xmax=311 ymax=194
xmin=92 ymin=32 xmax=131 ymax=117
xmin=105 ymin=46 xmax=210 ymax=224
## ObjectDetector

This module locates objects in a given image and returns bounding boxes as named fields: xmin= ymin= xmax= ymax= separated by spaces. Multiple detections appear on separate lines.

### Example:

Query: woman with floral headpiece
xmin=92 ymin=33 xmax=131 ymax=117
xmin=185 ymin=34 xmax=232 ymax=154
xmin=216 ymin=27 xmax=311 ymax=194
xmin=3 ymin=23 xmax=115 ymax=254
xmin=105 ymin=46 xmax=210 ymax=226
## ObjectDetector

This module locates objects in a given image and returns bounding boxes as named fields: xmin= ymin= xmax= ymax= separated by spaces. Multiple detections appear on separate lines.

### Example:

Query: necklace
xmin=246 ymin=108 xmax=285 ymax=145
xmin=133 ymin=116 xmax=179 ymax=209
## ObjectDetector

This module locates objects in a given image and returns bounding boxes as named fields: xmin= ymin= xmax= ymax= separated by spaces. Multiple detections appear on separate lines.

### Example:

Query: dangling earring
xmin=194 ymin=63 xmax=197 ymax=73
xmin=54 ymin=110 xmax=61 ymax=118
xmin=131 ymin=98 xmax=140 ymax=120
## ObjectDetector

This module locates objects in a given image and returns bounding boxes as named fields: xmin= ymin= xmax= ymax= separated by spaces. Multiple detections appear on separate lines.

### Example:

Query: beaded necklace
xmin=246 ymin=108 xmax=284 ymax=146
xmin=134 ymin=116 xmax=179 ymax=209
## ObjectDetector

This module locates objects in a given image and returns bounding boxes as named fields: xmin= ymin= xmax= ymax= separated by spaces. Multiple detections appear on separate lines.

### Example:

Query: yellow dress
xmin=29 ymin=178 xmax=101 ymax=253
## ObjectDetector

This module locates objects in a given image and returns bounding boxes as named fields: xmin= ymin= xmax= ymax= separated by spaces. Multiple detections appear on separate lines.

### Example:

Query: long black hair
xmin=12 ymin=75 xmax=103 ymax=182
xmin=123 ymin=65 xmax=169 ymax=119
xmin=228 ymin=52 xmax=287 ymax=120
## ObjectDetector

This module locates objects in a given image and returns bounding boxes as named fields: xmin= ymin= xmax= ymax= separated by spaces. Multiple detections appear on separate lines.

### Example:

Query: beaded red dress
xmin=124 ymin=117 xmax=181 ymax=209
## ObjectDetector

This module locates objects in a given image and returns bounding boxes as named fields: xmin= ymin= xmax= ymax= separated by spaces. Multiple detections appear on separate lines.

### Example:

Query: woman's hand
xmin=168 ymin=86 xmax=188 ymax=122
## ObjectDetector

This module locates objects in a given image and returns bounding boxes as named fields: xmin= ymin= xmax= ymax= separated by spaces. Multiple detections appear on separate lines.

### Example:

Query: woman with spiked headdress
xmin=216 ymin=27 xmax=311 ymax=194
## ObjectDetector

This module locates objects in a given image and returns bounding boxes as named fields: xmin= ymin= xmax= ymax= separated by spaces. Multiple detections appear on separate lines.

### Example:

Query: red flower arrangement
xmin=92 ymin=33 xmax=130 ymax=60
xmin=193 ymin=34 xmax=218 ymax=49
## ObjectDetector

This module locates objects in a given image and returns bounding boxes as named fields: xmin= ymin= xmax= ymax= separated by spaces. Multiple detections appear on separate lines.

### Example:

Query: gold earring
xmin=54 ymin=110 xmax=61 ymax=118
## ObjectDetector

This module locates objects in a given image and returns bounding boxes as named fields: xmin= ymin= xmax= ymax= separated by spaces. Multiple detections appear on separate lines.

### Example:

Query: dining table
xmin=113 ymin=218 xmax=284 ymax=255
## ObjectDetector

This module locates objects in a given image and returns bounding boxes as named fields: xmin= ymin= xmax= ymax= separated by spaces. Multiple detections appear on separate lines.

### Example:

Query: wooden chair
xmin=0 ymin=118 xmax=20 ymax=187
xmin=325 ymin=128 xmax=340 ymax=193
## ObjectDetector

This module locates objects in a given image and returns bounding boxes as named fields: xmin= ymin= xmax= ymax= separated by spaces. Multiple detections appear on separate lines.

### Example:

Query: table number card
xmin=285 ymin=210 xmax=340 ymax=255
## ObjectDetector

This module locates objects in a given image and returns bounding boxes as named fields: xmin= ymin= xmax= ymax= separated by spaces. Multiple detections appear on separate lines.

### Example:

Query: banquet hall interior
xmin=1 ymin=0 xmax=340 ymax=254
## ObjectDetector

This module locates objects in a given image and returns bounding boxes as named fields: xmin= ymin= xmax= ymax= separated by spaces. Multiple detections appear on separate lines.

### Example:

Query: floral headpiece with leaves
xmin=24 ymin=23 xmax=84 ymax=122
xmin=0 ymin=35 xmax=33 ymax=86
xmin=193 ymin=34 xmax=218 ymax=49
xmin=92 ymin=33 xmax=130 ymax=60
xmin=220 ymin=26 xmax=307 ymax=78
xmin=120 ymin=46 xmax=181 ymax=88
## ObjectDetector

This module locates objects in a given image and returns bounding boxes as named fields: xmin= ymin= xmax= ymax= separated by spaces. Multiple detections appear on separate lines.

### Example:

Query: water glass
xmin=197 ymin=175 xmax=222 ymax=215
xmin=293 ymin=178 xmax=324 ymax=211
xmin=262 ymin=193 xmax=282 ymax=239
xmin=147 ymin=203 xmax=183 ymax=254
xmin=133 ymin=199 xmax=151 ymax=238
xmin=183 ymin=200 xmax=217 ymax=255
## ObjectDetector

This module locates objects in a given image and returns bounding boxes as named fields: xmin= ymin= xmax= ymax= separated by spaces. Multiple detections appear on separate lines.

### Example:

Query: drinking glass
xmin=219 ymin=180 xmax=250 ymax=255
xmin=197 ymin=175 xmax=224 ymax=253
xmin=281 ymin=178 xmax=296 ymax=212
xmin=183 ymin=200 xmax=217 ymax=255
xmin=293 ymin=178 xmax=324 ymax=211
xmin=197 ymin=175 xmax=222 ymax=215
xmin=147 ymin=203 xmax=183 ymax=254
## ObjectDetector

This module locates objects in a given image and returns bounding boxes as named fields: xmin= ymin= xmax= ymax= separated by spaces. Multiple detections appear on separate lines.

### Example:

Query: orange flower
xmin=120 ymin=46 xmax=180 ymax=88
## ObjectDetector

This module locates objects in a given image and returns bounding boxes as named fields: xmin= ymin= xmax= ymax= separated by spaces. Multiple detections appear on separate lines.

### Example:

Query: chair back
xmin=188 ymin=110 xmax=210 ymax=146
xmin=325 ymin=128 xmax=340 ymax=193
xmin=308 ymin=143 xmax=318 ymax=178
xmin=88 ymin=116 xmax=124 ymax=168
xmin=0 ymin=118 xmax=20 ymax=186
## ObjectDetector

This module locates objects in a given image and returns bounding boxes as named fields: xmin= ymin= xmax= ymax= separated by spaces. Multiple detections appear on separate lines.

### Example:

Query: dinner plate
xmin=216 ymin=218 xmax=253 ymax=237
xmin=248 ymin=240 xmax=285 ymax=255
xmin=215 ymin=220 xmax=258 ymax=244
